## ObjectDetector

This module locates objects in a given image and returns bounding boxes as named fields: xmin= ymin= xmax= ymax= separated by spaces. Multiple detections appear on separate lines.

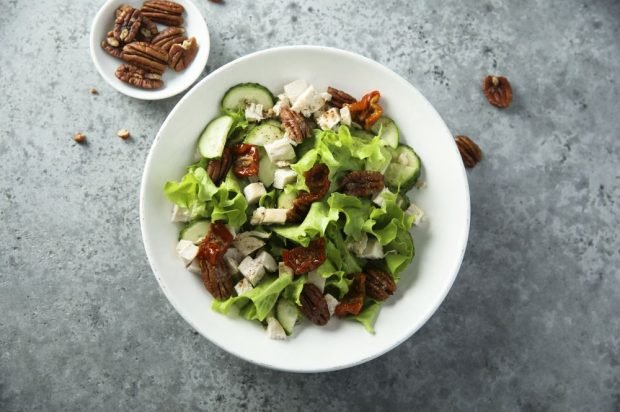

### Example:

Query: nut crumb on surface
xmin=73 ymin=133 xmax=86 ymax=143
xmin=117 ymin=129 xmax=131 ymax=140
xmin=89 ymin=88 xmax=98 ymax=95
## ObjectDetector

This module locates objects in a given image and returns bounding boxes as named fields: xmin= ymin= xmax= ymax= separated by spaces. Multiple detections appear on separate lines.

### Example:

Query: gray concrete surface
xmin=1 ymin=0 xmax=619 ymax=410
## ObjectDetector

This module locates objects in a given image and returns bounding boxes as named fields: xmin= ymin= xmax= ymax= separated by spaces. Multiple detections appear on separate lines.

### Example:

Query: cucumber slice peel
xmin=221 ymin=83 xmax=275 ymax=111
xmin=198 ymin=115 xmax=234 ymax=159
xmin=371 ymin=117 xmax=399 ymax=148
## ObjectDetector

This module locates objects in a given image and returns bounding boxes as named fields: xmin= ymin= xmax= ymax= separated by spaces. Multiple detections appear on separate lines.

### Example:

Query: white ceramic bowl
xmin=140 ymin=46 xmax=470 ymax=372
xmin=90 ymin=0 xmax=210 ymax=100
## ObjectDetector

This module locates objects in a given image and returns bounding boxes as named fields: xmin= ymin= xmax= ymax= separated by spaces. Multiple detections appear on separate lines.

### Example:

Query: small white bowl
xmin=90 ymin=0 xmax=210 ymax=100
xmin=140 ymin=46 xmax=470 ymax=372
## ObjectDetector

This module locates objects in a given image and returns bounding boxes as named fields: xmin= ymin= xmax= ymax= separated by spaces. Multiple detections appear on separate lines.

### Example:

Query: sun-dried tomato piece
xmin=335 ymin=273 xmax=366 ymax=317
xmin=231 ymin=144 xmax=259 ymax=177
xmin=346 ymin=90 xmax=383 ymax=130
xmin=196 ymin=221 xmax=234 ymax=266
xmin=281 ymin=238 xmax=326 ymax=275
xmin=340 ymin=170 xmax=384 ymax=197
xmin=286 ymin=164 xmax=330 ymax=223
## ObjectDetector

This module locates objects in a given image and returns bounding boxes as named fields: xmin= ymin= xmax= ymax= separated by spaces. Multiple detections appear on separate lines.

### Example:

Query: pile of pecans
xmin=101 ymin=1 xmax=199 ymax=90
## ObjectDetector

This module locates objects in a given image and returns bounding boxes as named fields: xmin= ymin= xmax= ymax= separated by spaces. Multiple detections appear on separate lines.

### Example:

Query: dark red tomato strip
xmin=231 ymin=144 xmax=259 ymax=177
xmin=335 ymin=272 xmax=366 ymax=317
xmin=196 ymin=221 xmax=234 ymax=266
xmin=282 ymin=237 xmax=327 ymax=275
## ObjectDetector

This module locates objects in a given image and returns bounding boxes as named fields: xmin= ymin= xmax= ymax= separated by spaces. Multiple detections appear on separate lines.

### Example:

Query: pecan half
xmin=200 ymin=259 xmax=234 ymax=301
xmin=115 ymin=64 xmax=164 ymax=89
xmin=455 ymin=135 xmax=482 ymax=168
xmin=340 ymin=171 xmax=384 ymax=197
xmin=483 ymin=75 xmax=513 ymax=108
xmin=365 ymin=266 xmax=396 ymax=301
xmin=137 ymin=16 xmax=159 ymax=42
xmin=115 ymin=4 xmax=133 ymax=18
xmin=101 ymin=31 xmax=123 ymax=59
xmin=122 ymin=42 xmax=168 ymax=75
xmin=279 ymin=107 xmax=311 ymax=144
xmin=299 ymin=283 xmax=330 ymax=325
xmin=114 ymin=7 xmax=142 ymax=44
xmin=169 ymin=37 xmax=198 ymax=72
xmin=327 ymin=86 xmax=356 ymax=109
xmin=207 ymin=147 xmax=233 ymax=185
xmin=141 ymin=0 xmax=185 ymax=26
xmin=335 ymin=273 xmax=366 ymax=317
xmin=152 ymin=27 xmax=186 ymax=52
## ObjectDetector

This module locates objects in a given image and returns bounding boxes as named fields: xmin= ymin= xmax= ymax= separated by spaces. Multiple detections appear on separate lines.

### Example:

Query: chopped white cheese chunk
xmin=255 ymin=250 xmax=277 ymax=272
xmin=324 ymin=294 xmax=339 ymax=316
xmin=187 ymin=259 xmax=201 ymax=275
xmin=170 ymin=205 xmax=191 ymax=223
xmin=176 ymin=239 xmax=199 ymax=265
xmin=307 ymin=270 xmax=325 ymax=292
xmin=264 ymin=138 xmax=296 ymax=163
xmin=279 ymin=262 xmax=293 ymax=278
xmin=233 ymin=235 xmax=265 ymax=256
xmin=237 ymin=230 xmax=271 ymax=239
xmin=234 ymin=278 xmax=254 ymax=295
xmin=238 ymin=256 xmax=266 ymax=286
xmin=362 ymin=238 xmax=384 ymax=259
xmin=266 ymin=316 xmax=287 ymax=340
xmin=244 ymin=102 xmax=264 ymax=122
xmin=339 ymin=106 xmax=352 ymax=126
xmin=273 ymin=168 xmax=297 ymax=189
xmin=320 ymin=92 xmax=332 ymax=102
xmin=347 ymin=233 xmax=368 ymax=257
xmin=243 ymin=182 xmax=267 ymax=205
xmin=251 ymin=207 xmax=288 ymax=225
xmin=283 ymin=79 xmax=309 ymax=103
xmin=405 ymin=203 xmax=425 ymax=225
xmin=317 ymin=107 xmax=341 ymax=130
xmin=291 ymin=85 xmax=327 ymax=117
xmin=224 ymin=247 xmax=244 ymax=263
xmin=224 ymin=255 xmax=240 ymax=275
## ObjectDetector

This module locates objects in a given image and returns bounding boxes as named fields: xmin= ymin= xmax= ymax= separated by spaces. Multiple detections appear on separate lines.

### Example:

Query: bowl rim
xmin=139 ymin=45 xmax=470 ymax=372
xmin=89 ymin=0 xmax=210 ymax=101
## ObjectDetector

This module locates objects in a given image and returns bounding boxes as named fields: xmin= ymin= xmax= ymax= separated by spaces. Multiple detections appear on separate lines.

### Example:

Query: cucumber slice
xmin=262 ymin=119 xmax=282 ymax=129
xmin=277 ymin=191 xmax=297 ymax=209
xmin=276 ymin=299 xmax=299 ymax=335
xmin=350 ymin=127 xmax=375 ymax=140
xmin=180 ymin=220 xmax=211 ymax=244
xmin=385 ymin=145 xmax=421 ymax=192
xmin=221 ymin=83 xmax=275 ymax=111
xmin=244 ymin=123 xmax=284 ymax=146
xmin=371 ymin=117 xmax=399 ymax=148
xmin=258 ymin=148 xmax=276 ymax=187
xmin=198 ymin=115 xmax=233 ymax=159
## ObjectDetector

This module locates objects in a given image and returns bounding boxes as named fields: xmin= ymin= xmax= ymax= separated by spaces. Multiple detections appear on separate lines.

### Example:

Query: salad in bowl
xmin=163 ymin=79 xmax=424 ymax=340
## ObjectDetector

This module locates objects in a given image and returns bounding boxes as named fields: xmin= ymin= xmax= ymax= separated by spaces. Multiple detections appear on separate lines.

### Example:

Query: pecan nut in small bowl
xmin=299 ymin=283 xmax=330 ymax=326
xmin=113 ymin=7 xmax=142 ymax=44
xmin=115 ymin=64 xmax=164 ymax=89
xmin=141 ymin=0 xmax=185 ymax=26
xmin=122 ymin=42 xmax=168 ymax=75
xmin=101 ymin=31 xmax=123 ymax=59
xmin=152 ymin=27 xmax=186 ymax=52
xmin=169 ymin=37 xmax=198 ymax=72
xmin=137 ymin=16 xmax=159 ymax=42
xmin=455 ymin=135 xmax=482 ymax=168
xmin=483 ymin=75 xmax=513 ymax=108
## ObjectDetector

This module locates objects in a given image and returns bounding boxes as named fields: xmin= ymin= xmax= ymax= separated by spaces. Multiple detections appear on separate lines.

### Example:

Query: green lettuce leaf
xmin=212 ymin=273 xmax=293 ymax=322
xmin=327 ymin=193 xmax=372 ymax=241
xmin=272 ymin=201 xmax=339 ymax=246
xmin=283 ymin=275 xmax=307 ymax=306
xmin=384 ymin=229 xmax=415 ymax=279
xmin=352 ymin=301 xmax=382 ymax=333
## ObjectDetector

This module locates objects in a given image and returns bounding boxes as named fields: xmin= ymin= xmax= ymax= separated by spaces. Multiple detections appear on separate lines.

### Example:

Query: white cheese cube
xmin=273 ymin=168 xmax=297 ymax=189
xmin=291 ymin=85 xmax=327 ymax=117
xmin=339 ymin=106 xmax=352 ymax=126
xmin=266 ymin=316 xmax=287 ymax=340
xmin=176 ymin=240 xmax=199 ymax=265
xmin=272 ymin=94 xmax=290 ymax=116
xmin=405 ymin=203 xmax=425 ymax=225
xmin=233 ymin=235 xmax=265 ymax=256
xmin=243 ymin=182 xmax=267 ymax=205
xmin=250 ymin=207 xmax=266 ymax=225
xmin=307 ymin=270 xmax=325 ymax=292
xmin=324 ymin=294 xmax=339 ymax=316
xmin=320 ymin=91 xmax=332 ymax=102
xmin=317 ymin=107 xmax=341 ymax=130
xmin=244 ymin=102 xmax=264 ymax=122
xmin=255 ymin=250 xmax=277 ymax=272
xmin=238 ymin=256 xmax=266 ymax=285
xmin=362 ymin=238 xmax=384 ymax=259
xmin=262 ymin=208 xmax=288 ymax=224
xmin=264 ymin=138 xmax=296 ymax=163
xmin=238 ymin=230 xmax=271 ymax=239
xmin=283 ymin=80 xmax=309 ymax=103
xmin=224 ymin=255 xmax=240 ymax=275
xmin=347 ymin=233 xmax=368 ymax=257
xmin=187 ymin=259 xmax=201 ymax=275
xmin=372 ymin=188 xmax=393 ymax=207
xmin=279 ymin=262 xmax=293 ymax=278
xmin=170 ymin=205 xmax=191 ymax=223
xmin=234 ymin=278 xmax=254 ymax=295
xmin=224 ymin=247 xmax=244 ymax=263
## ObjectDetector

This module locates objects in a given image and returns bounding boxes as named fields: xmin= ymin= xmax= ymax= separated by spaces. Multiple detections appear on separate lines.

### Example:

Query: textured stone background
xmin=1 ymin=0 xmax=619 ymax=410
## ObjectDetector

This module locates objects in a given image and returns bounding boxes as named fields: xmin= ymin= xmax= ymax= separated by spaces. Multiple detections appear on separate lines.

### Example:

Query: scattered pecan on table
xmin=115 ymin=64 xmax=163 ymax=89
xmin=282 ymin=238 xmax=327 ymax=275
xmin=169 ymin=37 xmax=198 ymax=72
xmin=335 ymin=273 xmax=366 ymax=317
xmin=327 ymin=86 xmax=356 ymax=109
xmin=455 ymin=135 xmax=482 ymax=168
xmin=299 ymin=283 xmax=330 ymax=326
xmin=339 ymin=170 xmax=384 ymax=198
xmin=287 ymin=164 xmax=330 ymax=223
xmin=364 ymin=266 xmax=396 ymax=301
xmin=122 ymin=42 xmax=168 ymax=75
xmin=207 ymin=147 xmax=233 ymax=185
xmin=279 ymin=107 xmax=311 ymax=144
xmin=482 ymin=75 xmax=513 ymax=108
xmin=141 ymin=0 xmax=185 ymax=26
